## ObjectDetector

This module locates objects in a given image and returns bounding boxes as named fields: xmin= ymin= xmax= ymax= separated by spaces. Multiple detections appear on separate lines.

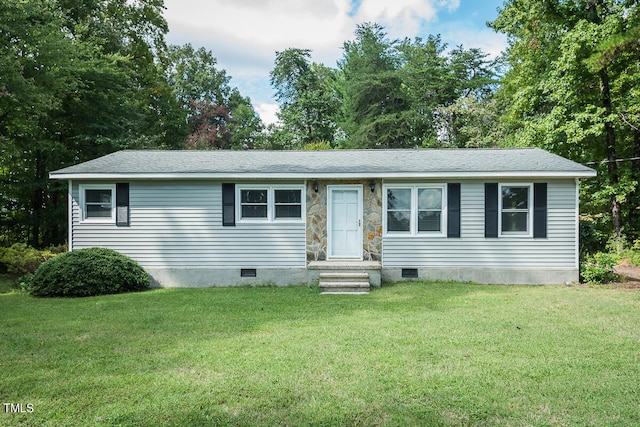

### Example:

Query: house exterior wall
xmin=382 ymin=179 xmax=579 ymax=284
xmin=69 ymin=177 xmax=581 ymax=286
xmin=71 ymin=180 xmax=307 ymax=286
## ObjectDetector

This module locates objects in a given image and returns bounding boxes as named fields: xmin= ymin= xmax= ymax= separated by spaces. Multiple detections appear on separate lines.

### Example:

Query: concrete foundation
xmin=381 ymin=267 xmax=579 ymax=285
xmin=145 ymin=265 xmax=577 ymax=288
xmin=147 ymin=267 xmax=308 ymax=288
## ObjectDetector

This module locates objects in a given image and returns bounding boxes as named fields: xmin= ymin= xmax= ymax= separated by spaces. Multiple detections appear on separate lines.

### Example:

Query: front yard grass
xmin=1 ymin=282 xmax=639 ymax=426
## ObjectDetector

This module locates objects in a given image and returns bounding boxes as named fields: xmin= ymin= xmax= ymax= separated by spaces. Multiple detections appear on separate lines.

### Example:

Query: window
xmin=237 ymin=185 xmax=303 ymax=222
xmin=386 ymin=188 xmax=411 ymax=232
xmin=384 ymin=185 xmax=446 ymax=236
xmin=274 ymin=189 xmax=302 ymax=219
xmin=418 ymin=188 xmax=442 ymax=232
xmin=500 ymin=184 xmax=532 ymax=235
xmin=241 ymin=189 xmax=268 ymax=218
xmin=80 ymin=185 xmax=115 ymax=222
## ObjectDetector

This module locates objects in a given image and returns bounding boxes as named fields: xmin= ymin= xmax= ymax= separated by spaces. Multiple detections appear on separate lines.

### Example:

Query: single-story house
xmin=50 ymin=148 xmax=596 ymax=290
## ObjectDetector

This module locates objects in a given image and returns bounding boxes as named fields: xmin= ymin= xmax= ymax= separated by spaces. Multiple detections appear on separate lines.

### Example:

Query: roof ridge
xmin=116 ymin=147 xmax=542 ymax=154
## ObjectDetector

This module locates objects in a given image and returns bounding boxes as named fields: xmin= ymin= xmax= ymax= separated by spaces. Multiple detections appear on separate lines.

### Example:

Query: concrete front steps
xmin=308 ymin=261 xmax=381 ymax=294
xmin=319 ymin=272 xmax=370 ymax=294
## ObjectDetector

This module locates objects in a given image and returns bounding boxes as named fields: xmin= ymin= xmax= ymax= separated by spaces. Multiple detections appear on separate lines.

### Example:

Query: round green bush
xmin=28 ymin=248 xmax=149 ymax=297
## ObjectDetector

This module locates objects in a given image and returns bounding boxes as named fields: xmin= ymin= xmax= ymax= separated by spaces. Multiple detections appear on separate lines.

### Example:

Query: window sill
xmin=237 ymin=219 xmax=305 ymax=224
xmin=384 ymin=232 xmax=447 ymax=238
xmin=80 ymin=218 xmax=116 ymax=224
xmin=499 ymin=233 xmax=533 ymax=238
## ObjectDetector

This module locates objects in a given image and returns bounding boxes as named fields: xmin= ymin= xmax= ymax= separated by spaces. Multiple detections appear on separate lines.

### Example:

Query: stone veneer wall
xmin=306 ymin=180 xmax=382 ymax=262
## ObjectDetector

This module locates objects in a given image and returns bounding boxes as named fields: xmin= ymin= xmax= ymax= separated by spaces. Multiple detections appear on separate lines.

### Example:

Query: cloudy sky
xmin=163 ymin=0 xmax=507 ymax=125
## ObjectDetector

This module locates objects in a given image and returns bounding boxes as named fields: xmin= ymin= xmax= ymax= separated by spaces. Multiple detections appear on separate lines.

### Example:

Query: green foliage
xmin=490 ymin=0 xmax=640 ymax=242
xmin=0 ymin=243 xmax=64 ymax=275
xmin=27 ymin=247 xmax=149 ymax=297
xmin=622 ymin=250 xmax=640 ymax=266
xmin=0 ymin=274 xmax=17 ymax=293
xmin=0 ymin=2 xmax=264 ymax=248
xmin=579 ymin=218 xmax=609 ymax=256
xmin=580 ymin=252 xmax=621 ymax=284
xmin=267 ymin=24 xmax=499 ymax=150
xmin=269 ymin=49 xmax=339 ymax=148
xmin=301 ymin=141 xmax=332 ymax=150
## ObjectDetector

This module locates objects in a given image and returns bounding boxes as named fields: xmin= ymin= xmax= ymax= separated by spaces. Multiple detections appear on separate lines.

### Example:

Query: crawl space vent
xmin=401 ymin=268 xmax=419 ymax=278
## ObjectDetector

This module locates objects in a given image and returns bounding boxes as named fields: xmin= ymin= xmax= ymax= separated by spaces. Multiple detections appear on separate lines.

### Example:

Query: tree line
xmin=1 ymin=0 xmax=638 ymax=251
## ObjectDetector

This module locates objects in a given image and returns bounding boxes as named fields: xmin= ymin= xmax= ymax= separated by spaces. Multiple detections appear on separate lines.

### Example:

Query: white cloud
xmin=443 ymin=27 xmax=507 ymax=59
xmin=354 ymin=0 xmax=461 ymax=38
xmin=164 ymin=0 xmax=354 ymax=71
xmin=355 ymin=0 xmax=437 ymax=35
xmin=255 ymin=102 xmax=280 ymax=127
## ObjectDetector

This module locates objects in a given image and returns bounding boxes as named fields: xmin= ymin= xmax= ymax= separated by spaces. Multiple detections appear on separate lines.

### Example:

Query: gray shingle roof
xmin=50 ymin=148 xmax=596 ymax=179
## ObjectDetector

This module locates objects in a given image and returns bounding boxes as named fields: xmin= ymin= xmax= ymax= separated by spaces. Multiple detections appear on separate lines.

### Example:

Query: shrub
xmin=623 ymin=239 xmax=640 ymax=266
xmin=27 ymin=248 xmax=149 ymax=297
xmin=0 ymin=243 xmax=63 ymax=275
xmin=580 ymin=252 xmax=621 ymax=285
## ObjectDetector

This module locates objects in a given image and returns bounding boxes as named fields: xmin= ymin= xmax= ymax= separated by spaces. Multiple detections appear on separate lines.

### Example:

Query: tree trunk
xmin=599 ymin=69 xmax=623 ymax=239
xmin=30 ymin=152 xmax=45 ymax=248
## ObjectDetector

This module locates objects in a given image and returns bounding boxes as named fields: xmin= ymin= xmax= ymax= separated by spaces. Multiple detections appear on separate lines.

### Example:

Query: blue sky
xmin=163 ymin=0 xmax=507 ymax=124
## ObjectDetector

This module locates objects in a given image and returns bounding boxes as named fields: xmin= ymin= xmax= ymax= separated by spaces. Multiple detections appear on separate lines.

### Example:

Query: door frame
xmin=327 ymin=185 xmax=363 ymax=260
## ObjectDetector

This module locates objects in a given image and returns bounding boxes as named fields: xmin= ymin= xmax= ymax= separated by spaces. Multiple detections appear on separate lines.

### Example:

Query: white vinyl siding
xmin=383 ymin=180 xmax=578 ymax=268
xmin=71 ymin=181 xmax=306 ymax=268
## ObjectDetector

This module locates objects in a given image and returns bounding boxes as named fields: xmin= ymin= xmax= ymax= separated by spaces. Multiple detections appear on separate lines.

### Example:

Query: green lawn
xmin=1 ymin=282 xmax=639 ymax=426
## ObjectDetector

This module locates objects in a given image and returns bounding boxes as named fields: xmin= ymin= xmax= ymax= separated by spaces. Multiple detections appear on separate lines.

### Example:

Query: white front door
xmin=328 ymin=185 xmax=363 ymax=259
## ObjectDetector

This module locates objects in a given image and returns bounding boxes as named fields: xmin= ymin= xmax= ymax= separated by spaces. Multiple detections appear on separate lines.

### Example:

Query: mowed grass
xmin=1 ymin=282 xmax=639 ymax=426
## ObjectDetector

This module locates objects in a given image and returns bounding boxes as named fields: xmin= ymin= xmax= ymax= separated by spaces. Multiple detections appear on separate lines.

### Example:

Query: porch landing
xmin=308 ymin=261 xmax=382 ymax=294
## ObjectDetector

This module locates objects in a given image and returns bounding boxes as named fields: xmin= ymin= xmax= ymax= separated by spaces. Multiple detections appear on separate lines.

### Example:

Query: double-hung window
xmin=237 ymin=185 xmax=304 ymax=222
xmin=500 ymin=184 xmax=532 ymax=235
xmin=80 ymin=184 xmax=115 ymax=223
xmin=384 ymin=184 xmax=446 ymax=236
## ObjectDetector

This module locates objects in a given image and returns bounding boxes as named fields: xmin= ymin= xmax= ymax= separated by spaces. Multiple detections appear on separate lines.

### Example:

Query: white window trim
xmin=383 ymin=184 xmax=447 ymax=237
xmin=236 ymin=184 xmax=305 ymax=223
xmin=79 ymin=184 xmax=116 ymax=223
xmin=499 ymin=183 xmax=533 ymax=237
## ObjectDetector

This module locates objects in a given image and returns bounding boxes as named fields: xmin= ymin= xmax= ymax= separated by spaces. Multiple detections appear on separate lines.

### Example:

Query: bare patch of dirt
xmin=613 ymin=261 xmax=640 ymax=289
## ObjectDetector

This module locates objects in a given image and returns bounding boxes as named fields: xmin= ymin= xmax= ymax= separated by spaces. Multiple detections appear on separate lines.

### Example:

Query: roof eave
xmin=49 ymin=170 xmax=597 ymax=180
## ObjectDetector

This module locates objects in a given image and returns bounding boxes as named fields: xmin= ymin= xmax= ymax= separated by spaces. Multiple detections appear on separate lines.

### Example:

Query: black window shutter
xmin=533 ymin=183 xmax=548 ymax=238
xmin=484 ymin=183 xmax=498 ymax=238
xmin=447 ymin=183 xmax=461 ymax=238
xmin=116 ymin=183 xmax=130 ymax=226
xmin=222 ymin=183 xmax=235 ymax=226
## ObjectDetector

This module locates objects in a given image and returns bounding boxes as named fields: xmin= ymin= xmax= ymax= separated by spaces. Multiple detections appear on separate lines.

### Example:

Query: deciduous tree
xmin=490 ymin=0 xmax=640 ymax=243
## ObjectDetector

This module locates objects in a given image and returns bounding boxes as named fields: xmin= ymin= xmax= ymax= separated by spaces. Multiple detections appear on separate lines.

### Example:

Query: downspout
xmin=68 ymin=180 xmax=73 ymax=252
xmin=575 ymin=178 xmax=580 ymax=274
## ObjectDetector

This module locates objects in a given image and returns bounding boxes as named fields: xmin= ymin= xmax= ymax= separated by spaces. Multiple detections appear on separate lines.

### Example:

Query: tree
xmin=164 ymin=44 xmax=264 ymax=150
xmin=269 ymin=48 xmax=339 ymax=148
xmin=434 ymin=95 xmax=506 ymax=148
xmin=398 ymin=36 xmax=498 ymax=147
xmin=339 ymin=23 xmax=413 ymax=148
xmin=334 ymin=24 xmax=499 ymax=149
xmin=490 ymin=0 xmax=640 ymax=244
xmin=0 ymin=0 xmax=172 ymax=247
